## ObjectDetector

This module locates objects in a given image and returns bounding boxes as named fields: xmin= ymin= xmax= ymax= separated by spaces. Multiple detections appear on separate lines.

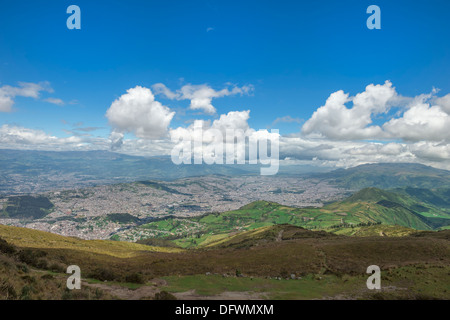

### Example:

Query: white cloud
xmin=211 ymin=110 xmax=251 ymax=133
xmin=302 ymin=81 xmax=396 ymax=140
xmin=0 ymin=81 xmax=53 ymax=112
xmin=151 ymin=83 xmax=178 ymax=100
xmin=3 ymin=80 xmax=450 ymax=171
xmin=383 ymin=102 xmax=450 ymax=142
xmin=0 ymin=124 xmax=83 ymax=149
xmin=270 ymin=115 xmax=303 ymax=128
xmin=171 ymin=110 xmax=252 ymax=163
xmin=409 ymin=142 xmax=450 ymax=162
xmin=278 ymin=136 xmax=421 ymax=168
xmin=435 ymin=93 xmax=450 ymax=114
xmin=109 ymin=130 xmax=124 ymax=151
xmin=0 ymin=95 xmax=14 ymax=112
xmin=301 ymin=81 xmax=450 ymax=145
xmin=281 ymin=81 xmax=450 ymax=169
xmin=169 ymin=110 xmax=252 ymax=142
xmin=152 ymin=83 xmax=253 ymax=114
xmin=105 ymin=86 xmax=175 ymax=140
xmin=44 ymin=97 xmax=65 ymax=106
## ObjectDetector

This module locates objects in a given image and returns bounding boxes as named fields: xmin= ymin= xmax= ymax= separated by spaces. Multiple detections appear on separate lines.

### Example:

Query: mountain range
xmin=2 ymin=149 xmax=450 ymax=194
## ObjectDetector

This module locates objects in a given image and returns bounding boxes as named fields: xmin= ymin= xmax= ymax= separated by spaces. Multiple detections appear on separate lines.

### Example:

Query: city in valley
xmin=0 ymin=175 xmax=347 ymax=241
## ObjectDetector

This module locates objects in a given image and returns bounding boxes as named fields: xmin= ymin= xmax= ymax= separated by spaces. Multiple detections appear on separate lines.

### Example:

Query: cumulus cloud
xmin=435 ymin=93 xmax=450 ymax=114
xmin=169 ymin=110 xmax=279 ymax=168
xmin=152 ymin=83 xmax=253 ymax=114
xmin=302 ymin=81 xmax=396 ymax=140
xmin=170 ymin=110 xmax=251 ymax=142
xmin=301 ymin=81 xmax=450 ymax=145
xmin=278 ymin=81 xmax=450 ymax=169
xmin=105 ymin=86 xmax=175 ymax=140
xmin=169 ymin=110 xmax=251 ymax=150
xmin=0 ymin=81 xmax=53 ymax=112
xmin=383 ymin=102 xmax=450 ymax=142
xmin=211 ymin=110 xmax=251 ymax=133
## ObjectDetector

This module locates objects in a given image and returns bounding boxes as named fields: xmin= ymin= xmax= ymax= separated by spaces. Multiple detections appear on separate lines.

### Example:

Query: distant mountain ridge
xmin=1 ymin=149 xmax=450 ymax=196
xmin=313 ymin=163 xmax=450 ymax=189
xmin=0 ymin=149 xmax=251 ymax=194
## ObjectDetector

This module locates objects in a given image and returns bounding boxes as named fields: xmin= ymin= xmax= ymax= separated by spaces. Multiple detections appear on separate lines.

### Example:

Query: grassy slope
xmin=0 ymin=225 xmax=182 ymax=258
xmin=3 ymin=223 xmax=449 ymax=278
xmin=1 ymin=223 xmax=449 ymax=300
xmin=137 ymin=187 xmax=450 ymax=248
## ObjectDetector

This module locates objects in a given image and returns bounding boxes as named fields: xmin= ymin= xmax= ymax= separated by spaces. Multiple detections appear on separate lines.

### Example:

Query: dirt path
xmin=82 ymin=279 xmax=266 ymax=300
xmin=82 ymin=279 xmax=167 ymax=300
xmin=276 ymin=230 xmax=284 ymax=242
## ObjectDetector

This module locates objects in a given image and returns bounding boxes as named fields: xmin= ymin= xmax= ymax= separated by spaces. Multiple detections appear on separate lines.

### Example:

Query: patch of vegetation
xmin=0 ymin=237 xmax=17 ymax=255
xmin=125 ymin=272 xmax=145 ymax=284
xmin=107 ymin=213 xmax=139 ymax=224
xmin=88 ymin=268 xmax=118 ymax=282
xmin=154 ymin=290 xmax=177 ymax=300
xmin=2 ymin=196 xmax=54 ymax=219
xmin=17 ymin=249 xmax=48 ymax=268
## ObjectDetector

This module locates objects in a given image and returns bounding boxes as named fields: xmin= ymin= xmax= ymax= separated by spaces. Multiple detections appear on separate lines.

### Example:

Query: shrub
xmin=125 ymin=272 xmax=145 ymax=284
xmin=35 ymin=258 xmax=49 ymax=270
xmin=41 ymin=274 xmax=55 ymax=280
xmin=49 ymin=262 xmax=66 ymax=273
xmin=16 ymin=263 xmax=29 ymax=273
xmin=154 ymin=290 xmax=177 ymax=300
xmin=20 ymin=285 xmax=36 ymax=300
xmin=0 ymin=280 xmax=17 ymax=300
xmin=94 ymin=288 xmax=104 ymax=299
xmin=0 ymin=237 xmax=16 ymax=255
xmin=88 ymin=268 xmax=117 ymax=282
xmin=17 ymin=249 xmax=47 ymax=266
xmin=61 ymin=288 xmax=72 ymax=300
xmin=21 ymin=275 xmax=36 ymax=284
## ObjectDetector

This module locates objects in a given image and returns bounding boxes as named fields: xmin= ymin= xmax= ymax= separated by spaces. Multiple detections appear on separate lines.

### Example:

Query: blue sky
xmin=1 ymin=0 xmax=450 ymax=168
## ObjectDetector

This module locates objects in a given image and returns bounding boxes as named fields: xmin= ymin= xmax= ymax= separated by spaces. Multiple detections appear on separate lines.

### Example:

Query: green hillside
xmin=343 ymin=187 xmax=450 ymax=229
xmin=129 ymin=187 xmax=450 ymax=248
